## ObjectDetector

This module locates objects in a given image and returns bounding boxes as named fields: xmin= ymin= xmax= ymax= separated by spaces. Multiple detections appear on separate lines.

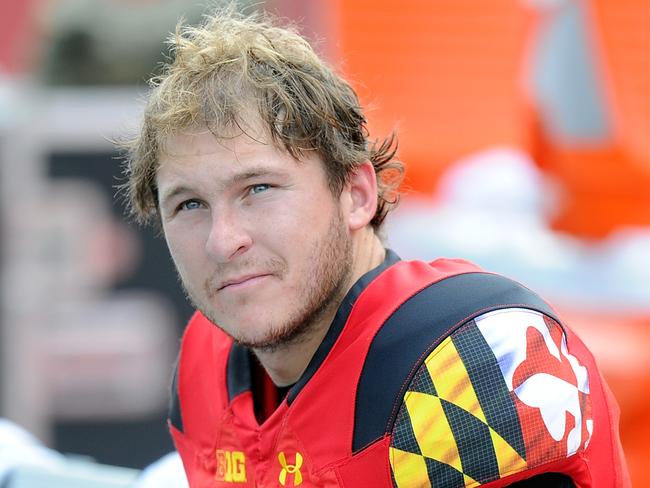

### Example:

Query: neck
xmin=253 ymin=231 xmax=386 ymax=386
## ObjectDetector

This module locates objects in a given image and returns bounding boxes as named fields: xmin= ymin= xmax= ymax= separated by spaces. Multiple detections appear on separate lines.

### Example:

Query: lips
xmin=218 ymin=273 xmax=272 ymax=290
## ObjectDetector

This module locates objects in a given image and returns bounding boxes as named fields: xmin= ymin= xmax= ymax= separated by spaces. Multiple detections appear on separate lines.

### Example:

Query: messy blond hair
xmin=121 ymin=7 xmax=403 ymax=229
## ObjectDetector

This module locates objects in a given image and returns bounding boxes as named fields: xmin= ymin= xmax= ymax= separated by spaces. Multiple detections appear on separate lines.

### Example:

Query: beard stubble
xmin=185 ymin=207 xmax=354 ymax=351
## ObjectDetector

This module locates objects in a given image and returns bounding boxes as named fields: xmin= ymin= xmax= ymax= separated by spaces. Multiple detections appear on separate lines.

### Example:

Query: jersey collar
xmin=226 ymin=249 xmax=401 ymax=404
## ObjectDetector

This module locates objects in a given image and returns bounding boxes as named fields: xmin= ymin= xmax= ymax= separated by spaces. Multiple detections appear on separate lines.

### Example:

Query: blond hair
xmin=121 ymin=7 xmax=403 ymax=229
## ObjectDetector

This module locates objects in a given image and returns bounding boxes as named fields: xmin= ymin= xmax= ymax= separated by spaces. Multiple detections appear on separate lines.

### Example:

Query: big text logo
xmin=216 ymin=449 xmax=247 ymax=483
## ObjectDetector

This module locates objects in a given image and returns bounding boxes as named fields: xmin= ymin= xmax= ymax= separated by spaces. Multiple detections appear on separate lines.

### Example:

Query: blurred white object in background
xmin=436 ymin=146 xmax=556 ymax=218
xmin=387 ymin=146 xmax=650 ymax=313
xmin=0 ymin=418 xmax=138 ymax=487
xmin=387 ymin=146 xmax=576 ymax=272
xmin=134 ymin=452 xmax=188 ymax=488
xmin=0 ymin=418 xmax=65 ymax=480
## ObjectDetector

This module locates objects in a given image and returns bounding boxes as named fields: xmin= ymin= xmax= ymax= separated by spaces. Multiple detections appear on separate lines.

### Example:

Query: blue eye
xmin=180 ymin=200 xmax=202 ymax=211
xmin=249 ymin=184 xmax=270 ymax=195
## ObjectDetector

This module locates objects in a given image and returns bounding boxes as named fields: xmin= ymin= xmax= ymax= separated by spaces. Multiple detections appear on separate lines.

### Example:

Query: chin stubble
xmin=237 ymin=210 xmax=352 ymax=352
xmin=185 ymin=209 xmax=353 ymax=352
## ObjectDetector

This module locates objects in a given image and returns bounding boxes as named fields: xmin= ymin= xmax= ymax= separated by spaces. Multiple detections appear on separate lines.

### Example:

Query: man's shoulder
xmin=365 ymin=262 xmax=560 ymax=361
xmin=387 ymin=307 xmax=594 ymax=486
xmin=355 ymin=264 xmax=601 ymax=486
xmin=353 ymin=266 xmax=561 ymax=452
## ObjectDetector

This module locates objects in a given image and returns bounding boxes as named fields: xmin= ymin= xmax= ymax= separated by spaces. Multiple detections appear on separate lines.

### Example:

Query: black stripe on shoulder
xmin=169 ymin=359 xmax=183 ymax=433
xmin=287 ymin=249 xmax=401 ymax=404
xmin=353 ymin=271 xmax=558 ymax=452
xmin=227 ymin=343 xmax=252 ymax=401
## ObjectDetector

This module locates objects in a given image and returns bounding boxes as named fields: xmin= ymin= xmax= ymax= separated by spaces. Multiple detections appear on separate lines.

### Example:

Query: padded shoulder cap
xmin=389 ymin=308 xmax=592 ymax=487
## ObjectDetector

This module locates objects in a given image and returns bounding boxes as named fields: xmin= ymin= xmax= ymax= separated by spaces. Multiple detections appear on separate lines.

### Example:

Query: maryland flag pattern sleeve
xmin=389 ymin=307 xmax=622 ymax=488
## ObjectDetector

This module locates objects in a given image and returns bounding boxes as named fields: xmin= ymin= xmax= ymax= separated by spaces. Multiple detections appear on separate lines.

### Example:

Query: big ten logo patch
xmin=216 ymin=449 xmax=247 ymax=483
xmin=278 ymin=451 xmax=303 ymax=486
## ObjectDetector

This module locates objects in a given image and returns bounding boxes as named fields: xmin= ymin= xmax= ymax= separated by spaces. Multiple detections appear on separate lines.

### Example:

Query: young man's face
xmin=156 ymin=127 xmax=354 ymax=349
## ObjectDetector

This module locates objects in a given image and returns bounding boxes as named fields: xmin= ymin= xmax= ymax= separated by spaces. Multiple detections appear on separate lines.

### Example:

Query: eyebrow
xmin=158 ymin=185 xmax=194 ymax=209
xmin=158 ymin=166 xmax=288 ymax=208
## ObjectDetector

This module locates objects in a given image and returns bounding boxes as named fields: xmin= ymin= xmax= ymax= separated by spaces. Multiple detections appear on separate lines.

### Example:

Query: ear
xmin=343 ymin=160 xmax=378 ymax=231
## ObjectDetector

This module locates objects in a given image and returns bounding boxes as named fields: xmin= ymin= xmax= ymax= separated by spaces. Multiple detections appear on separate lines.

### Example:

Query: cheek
xmin=271 ymin=197 xmax=337 ymax=240
xmin=164 ymin=225 xmax=206 ymax=276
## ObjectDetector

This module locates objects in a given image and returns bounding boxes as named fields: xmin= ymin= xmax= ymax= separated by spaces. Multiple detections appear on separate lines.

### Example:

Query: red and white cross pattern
xmin=475 ymin=308 xmax=592 ymax=464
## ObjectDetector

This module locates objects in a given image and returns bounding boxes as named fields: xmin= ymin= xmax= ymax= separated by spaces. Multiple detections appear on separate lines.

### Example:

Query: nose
xmin=205 ymin=207 xmax=252 ymax=262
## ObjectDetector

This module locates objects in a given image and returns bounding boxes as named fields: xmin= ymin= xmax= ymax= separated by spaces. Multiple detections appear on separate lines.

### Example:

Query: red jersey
xmin=169 ymin=252 xmax=629 ymax=487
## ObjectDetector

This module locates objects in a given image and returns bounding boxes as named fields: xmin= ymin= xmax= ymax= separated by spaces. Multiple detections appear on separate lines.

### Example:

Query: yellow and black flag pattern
xmin=389 ymin=321 xmax=528 ymax=487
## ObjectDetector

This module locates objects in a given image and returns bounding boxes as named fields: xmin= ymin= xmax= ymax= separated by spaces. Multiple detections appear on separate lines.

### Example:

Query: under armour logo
xmin=278 ymin=451 xmax=303 ymax=486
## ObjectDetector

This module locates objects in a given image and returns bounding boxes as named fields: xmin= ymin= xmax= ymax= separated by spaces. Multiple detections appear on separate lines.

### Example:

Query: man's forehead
xmin=160 ymin=125 xmax=273 ymax=159
xmin=154 ymin=125 xmax=320 ymax=191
